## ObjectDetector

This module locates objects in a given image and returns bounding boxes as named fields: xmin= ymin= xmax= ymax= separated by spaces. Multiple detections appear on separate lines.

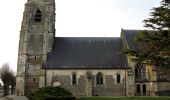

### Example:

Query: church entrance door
xmin=136 ymin=84 xmax=141 ymax=96
xmin=143 ymin=84 xmax=146 ymax=95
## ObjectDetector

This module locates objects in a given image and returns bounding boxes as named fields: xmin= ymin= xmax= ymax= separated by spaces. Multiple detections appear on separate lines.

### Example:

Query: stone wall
xmin=46 ymin=69 xmax=127 ymax=96
xmin=93 ymin=75 xmax=125 ymax=96
xmin=53 ymin=75 xmax=87 ymax=96
xmin=156 ymin=67 xmax=170 ymax=96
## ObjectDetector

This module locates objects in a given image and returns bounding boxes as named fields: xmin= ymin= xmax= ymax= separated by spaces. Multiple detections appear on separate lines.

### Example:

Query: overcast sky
xmin=0 ymin=0 xmax=161 ymax=72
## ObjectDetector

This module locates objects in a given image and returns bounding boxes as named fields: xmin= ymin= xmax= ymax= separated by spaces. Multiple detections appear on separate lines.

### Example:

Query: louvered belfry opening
xmin=35 ymin=9 xmax=42 ymax=22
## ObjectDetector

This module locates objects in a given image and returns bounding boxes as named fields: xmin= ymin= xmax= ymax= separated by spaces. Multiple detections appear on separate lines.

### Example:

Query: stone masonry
xmin=16 ymin=0 xmax=55 ymax=95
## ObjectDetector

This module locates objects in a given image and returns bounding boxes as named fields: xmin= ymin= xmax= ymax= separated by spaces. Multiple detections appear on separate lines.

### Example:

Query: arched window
xmin=72 ymin=72 xmax=77 ymax=85
xmin=35 ymin=9 xmax=42 ymax=22
xmin=135 ymin=67 xmax=141 ymax=79
xmin=135 ymin=63 xmax=146 ymax=80
xmin=117 ymin=74 xmax=121 ymax=83
xmin=96 ymin=72 xmax=103 ymax=85
xmin=33 ymin=78 xmax=35 ymax=82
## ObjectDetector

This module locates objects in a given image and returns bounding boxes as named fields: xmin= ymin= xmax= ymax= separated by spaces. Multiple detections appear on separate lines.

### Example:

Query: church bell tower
xmin=16 ymin=0 xmax=55 ymax=95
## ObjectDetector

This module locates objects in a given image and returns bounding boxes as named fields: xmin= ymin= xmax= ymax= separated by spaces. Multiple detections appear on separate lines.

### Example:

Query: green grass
xmin=79 ymin=97 xmax=170 ymax=100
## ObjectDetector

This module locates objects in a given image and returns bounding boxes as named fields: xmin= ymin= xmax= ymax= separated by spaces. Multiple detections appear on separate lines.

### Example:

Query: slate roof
xmin=43 ymin=37 xmax=129 ymax=69
xmin=122 ymin=30 xmax=140 ymax=49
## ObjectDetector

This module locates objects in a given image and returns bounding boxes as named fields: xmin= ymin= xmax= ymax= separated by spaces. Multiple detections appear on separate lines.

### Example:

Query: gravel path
xmin=6 ymin=95 xmax=28 ymax=100
xmin=0 ymin=95 xmax=28 ymax=100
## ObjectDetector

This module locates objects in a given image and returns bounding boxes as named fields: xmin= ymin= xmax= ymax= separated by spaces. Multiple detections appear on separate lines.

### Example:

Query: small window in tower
xmin=33 ymin=78 xmax=35 ymax=82
xmin=35 ymin=9 xmax=42 ymax=22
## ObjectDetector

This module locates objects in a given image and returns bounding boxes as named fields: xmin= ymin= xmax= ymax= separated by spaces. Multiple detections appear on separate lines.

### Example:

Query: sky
xmin=0 ymin=0 xmax=161 ymax=72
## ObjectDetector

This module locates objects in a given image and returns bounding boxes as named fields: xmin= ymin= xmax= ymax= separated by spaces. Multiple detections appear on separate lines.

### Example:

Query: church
xmin=16 ymin=0 xmax=170 ymax=96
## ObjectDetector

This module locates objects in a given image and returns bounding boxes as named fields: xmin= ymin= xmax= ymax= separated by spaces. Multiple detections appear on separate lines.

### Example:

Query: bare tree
xmin=0 ymin=63 xmax=16 ymax=96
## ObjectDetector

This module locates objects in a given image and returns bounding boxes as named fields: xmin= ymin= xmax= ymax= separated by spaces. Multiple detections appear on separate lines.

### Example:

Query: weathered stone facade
xmin=16 ymin=0 xmax=170 ymax=96
xmin=155 ymin=67 xmax=170 ymax=96
xmin=16 ymin=0 xmax=55 ymax=95
xmin=46 ymin=70 xmax=128 ymax=96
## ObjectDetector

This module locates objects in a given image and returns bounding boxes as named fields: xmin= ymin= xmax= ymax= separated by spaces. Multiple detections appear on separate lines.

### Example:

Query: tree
xmin=124 ymin=0 xmax=170 ymax=68
xmin=0 ymin=63 xmax=16 ymax=96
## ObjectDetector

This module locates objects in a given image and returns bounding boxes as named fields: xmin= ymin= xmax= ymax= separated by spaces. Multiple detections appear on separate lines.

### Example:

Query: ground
xmin=79 ymin=97 xmax=170 ymax=100
xmin=0 ymin=96 xmax=170 ymax=100
xmin=0 ymin=95 xmax=28 ymax=100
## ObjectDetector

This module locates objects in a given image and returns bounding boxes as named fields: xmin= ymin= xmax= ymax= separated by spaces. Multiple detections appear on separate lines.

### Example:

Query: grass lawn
xmin=79 ymin=97 xmax=170 ymax=100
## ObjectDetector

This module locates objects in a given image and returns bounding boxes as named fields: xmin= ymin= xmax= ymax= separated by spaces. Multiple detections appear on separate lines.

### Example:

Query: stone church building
xmin=16 ymin=0 xmax=170 ymax=96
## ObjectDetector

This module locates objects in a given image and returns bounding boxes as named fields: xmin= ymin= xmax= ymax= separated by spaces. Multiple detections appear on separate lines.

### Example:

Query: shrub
xmin=44 ymin=96 xmax=75 ymax=100
xmin=27 ymin=86 xmax=75 ymax=100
